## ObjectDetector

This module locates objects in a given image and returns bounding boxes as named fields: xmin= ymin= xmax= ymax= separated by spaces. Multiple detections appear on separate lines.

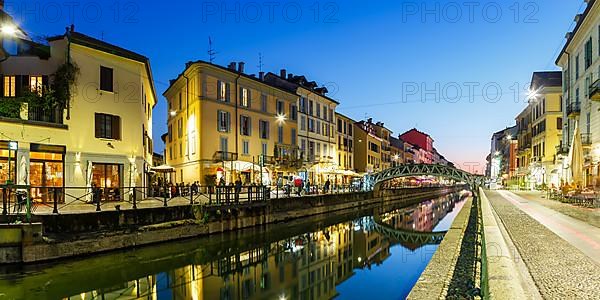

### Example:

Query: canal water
xmin=0 ymin=191 xmax=469 ymax=300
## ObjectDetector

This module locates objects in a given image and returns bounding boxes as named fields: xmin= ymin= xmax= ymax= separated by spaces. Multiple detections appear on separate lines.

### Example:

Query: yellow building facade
xmin=528 ymin=72 xmax=563 ymax=187
xmin=264 ymin=71 xmax=339 ymax=185
xmin=353 ymin=119 xmax=385 ymax=174
xmin=335 ymin=113 xmax=356 ymax=183
xmin=164 ymin=61 xmax=299 ymax=186
xmin=0 ymin=24 xmax=155 ymax=202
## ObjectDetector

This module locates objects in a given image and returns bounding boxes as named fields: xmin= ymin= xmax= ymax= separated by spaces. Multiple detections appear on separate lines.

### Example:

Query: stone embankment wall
xmin=1 ymin=186 xmax=463 ymax=264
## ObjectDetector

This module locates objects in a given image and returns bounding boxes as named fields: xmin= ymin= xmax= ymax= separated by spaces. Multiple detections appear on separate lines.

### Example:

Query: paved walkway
xmin=512 ymin=190 xmax=600 ymax=229
xmin=485 ymin=190 xmax=600 ymax=299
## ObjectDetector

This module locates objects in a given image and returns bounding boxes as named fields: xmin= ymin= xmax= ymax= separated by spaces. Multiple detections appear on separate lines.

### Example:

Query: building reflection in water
xmin=65 ymin=192 xmax=465 ymax=300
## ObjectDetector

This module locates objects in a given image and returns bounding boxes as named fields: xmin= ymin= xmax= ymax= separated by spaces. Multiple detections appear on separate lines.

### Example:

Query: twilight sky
xmin=6 ymin=0 xmax=583 ymax=173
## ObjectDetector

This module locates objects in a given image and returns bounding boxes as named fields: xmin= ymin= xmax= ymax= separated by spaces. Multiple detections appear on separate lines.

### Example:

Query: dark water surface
xmin=0 ymin=191 xmax=469 ymax=300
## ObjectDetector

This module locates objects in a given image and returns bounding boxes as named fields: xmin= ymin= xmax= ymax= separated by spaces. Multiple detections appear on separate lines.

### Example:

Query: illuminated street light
xmin=0 ymin=24 xmax=17 ymax=36
xmin=169 ymin=110 xmax=177 ymax=117
xmin=506 ymin=135 xmax=512 ymax=140
xmin=276 ymin=114 xmax=286 ymax=123
xmin=495 ymin=151 xmax=501 ymax=156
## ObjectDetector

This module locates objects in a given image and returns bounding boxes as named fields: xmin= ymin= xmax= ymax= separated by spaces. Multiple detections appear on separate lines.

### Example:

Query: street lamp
xmin=169 ymin=110 xmax=177 ymax=117
xmin=276 ymin=114 xmax=286 ymax=124
xmin=0 ymin=24 xmax=16 ymax=37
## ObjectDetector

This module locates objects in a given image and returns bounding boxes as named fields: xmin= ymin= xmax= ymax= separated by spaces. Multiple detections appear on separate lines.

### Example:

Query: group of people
xmin=150 ymin=181 xmax=200 ymax=198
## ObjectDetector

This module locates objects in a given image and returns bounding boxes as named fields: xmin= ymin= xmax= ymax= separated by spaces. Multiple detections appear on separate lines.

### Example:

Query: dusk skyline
xmin=5 ymin=0 xmax=581 ymax=173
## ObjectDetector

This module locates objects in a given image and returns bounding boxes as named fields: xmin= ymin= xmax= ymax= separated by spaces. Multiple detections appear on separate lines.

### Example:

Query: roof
xmin=264 ymin=72 xmax=340 ymax=105
xmin=48 ymin=31 xmax=158 ymax=107
xmin=556 ymin=0 xmax=597 ymax=65
xmin=390 ymin=136 xmax=404 ymax=149
xmin=399 ymin=128 xmax=433 ymax=142
xmin=163 ymin=60 xmax=297 ymax=98
xmin=530 ymin=71 xmax=562 ymax=90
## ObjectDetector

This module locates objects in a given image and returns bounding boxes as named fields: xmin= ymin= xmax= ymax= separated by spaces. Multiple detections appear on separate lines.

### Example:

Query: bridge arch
xmin=367 ymin=164 xmax=484 ymax=192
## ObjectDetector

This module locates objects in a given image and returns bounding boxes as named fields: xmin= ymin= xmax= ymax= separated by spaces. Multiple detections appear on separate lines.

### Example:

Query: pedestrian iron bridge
xmin=371 ymin=216 xmax=447 ymax=246
xmin=367 ymin=164 xmax=485 ymax=191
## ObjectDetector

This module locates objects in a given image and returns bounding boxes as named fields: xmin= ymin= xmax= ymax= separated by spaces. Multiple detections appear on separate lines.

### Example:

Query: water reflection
xmin=1 ymin=191 xmax=469 ymax=300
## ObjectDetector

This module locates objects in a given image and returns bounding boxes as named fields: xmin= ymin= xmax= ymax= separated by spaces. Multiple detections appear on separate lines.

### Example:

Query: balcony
xmin=567 ymin=102 xmax=581 ymax=118
xmin=0 ymin=102 xmax=64 ymax=125
xmin=589 ymin=79 xmax=600 ymax=101
xmin=555 ymin=144 xmax=568 ymax=155
xmin=581 ymin=133 xmax=592 ymax=146
xmin=213 ymin=151 xmax=238 ymax=162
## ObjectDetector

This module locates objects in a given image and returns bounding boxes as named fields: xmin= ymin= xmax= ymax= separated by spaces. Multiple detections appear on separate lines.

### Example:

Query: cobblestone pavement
xmin=486 ymin=190 xmax=600 ymax=299
xmin=512 ymin=190 xmax=600 ymax=228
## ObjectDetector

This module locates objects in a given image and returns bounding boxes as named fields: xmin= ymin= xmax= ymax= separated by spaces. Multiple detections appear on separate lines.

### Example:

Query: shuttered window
xmin=100 ymin=66 xmax=114 ymax=92
xmin=95 ymin=113 xmax=121 ymax=140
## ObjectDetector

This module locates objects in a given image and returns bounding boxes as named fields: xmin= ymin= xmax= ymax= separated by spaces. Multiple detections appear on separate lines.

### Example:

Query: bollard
xmin=96 ymin=190 xmax=101 ymax=212
xmin=53 ymin=188 xmax=59 ymax=214
xmin=2 ymin=188 xmax=6 ymax=216
xmin=189 ymin=186 xmax=194 ymax=205
xmin=133 ymin=188 xmax=137 ymax=209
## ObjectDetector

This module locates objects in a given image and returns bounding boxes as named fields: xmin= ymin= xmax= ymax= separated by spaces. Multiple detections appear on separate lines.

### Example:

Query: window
xmin=316 ymin=120 xmax=321 ymax=134
xmin=168 ymin=124 xmax=173 ymax=142
xmin=261 ymin=94 xmax=268 ymax=112
xmin=557 ymin=117 xmax=562 ymax=130
xmin=100 ymin=66 xmax=114 ymax=92
xmin=178 ymin=93 xmax=182 ymax=110
xmin=337 ymin=120 xmax=343 ymax=133
xmin=309 ymin=100 xmax=314 ymax=115
xmin=220 ymin=137 xmax=228 ymax=152
xmin=217 ymin=110 xmax=231 ymax=132
xmin=242 ymin=140 xmax=249 ymax=155
xmin=3 ymin=76 xmax=15 ymax=97
xmin=30 ymin=76 xmax=43 ymax=95
xmin=217 ymin=80 xmax=229 ymax=101
xmin=94 ymin=113 xmax=121 ymax=140
xmin=290 ymin=104 xmax=297 ymax=120
xmin=277 ymin=100 xmax=285 ymax=115
xmin=240 ymin=115 xmax=251 ymax=136
xmin=301 ymin=139 xmax=306 ymax=152
xmin=259 ymin=120 xmax=270 ymax=139
xmin=309 ymin=119 xmax=315 ymax=133
xmin=178 ymin=118 xmax=183 ymax=138
xmin=291 ymin=128 xmax=297 ymax=145
xmin=262 ymin=142 xmax=268 ymax=155
xmin=190 ymin=131 xmax=196 ymax=155
xmin=323 ymin=106 xmax=327 ymax=120
xmin=240 ymin=87 xmax=250 ymax=107
xmin=300 ymin=116 xmax=306 ymax=131
xmin=316 ymin=103 xmax=321 ymax=118
xmin=585 ymin=38 xmax=593 ymax=69
xmin=278 ymin=126 xmax=284 ymax=144
xmin=299 ymin=97 xmax=307 ymax=113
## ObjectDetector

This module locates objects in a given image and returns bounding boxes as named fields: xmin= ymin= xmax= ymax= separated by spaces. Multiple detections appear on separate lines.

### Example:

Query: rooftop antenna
xmin=257 ymin=52 xmax=264 ymax=72
xmin=208 ymin=36 xmax=218 ymax=63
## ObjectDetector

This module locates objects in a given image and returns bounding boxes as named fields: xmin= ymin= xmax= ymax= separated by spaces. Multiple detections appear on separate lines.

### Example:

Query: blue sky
xmin=6 ymin=0 xmax=583 ymax=173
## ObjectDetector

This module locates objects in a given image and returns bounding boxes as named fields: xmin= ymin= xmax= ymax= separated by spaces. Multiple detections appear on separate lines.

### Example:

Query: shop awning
xmin=151 ymin=165 xmax=175 ymax=173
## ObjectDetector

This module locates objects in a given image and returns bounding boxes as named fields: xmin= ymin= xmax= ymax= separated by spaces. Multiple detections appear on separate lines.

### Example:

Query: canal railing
xmin=0 ymin=183 xmax=364 ymax=222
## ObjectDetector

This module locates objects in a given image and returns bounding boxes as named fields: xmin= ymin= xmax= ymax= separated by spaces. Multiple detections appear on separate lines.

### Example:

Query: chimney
xmin=238 ymin=61 xmax=245 ymax=73
xmin=574 ymin=14 xmax=583 ymax=24
xmin=288 ymin=73 xmax=293 ymax=80
xmin=259 ymin=71 xmax=265 ymax=81
xmin=280 ymin=69 xmax=287 ymax=79
xmin=565 ymin=32 xmax=573 ymax=40
xmin=70 ymin=24 xmax=75 ymax=33
xmin=228 ymin=62 xmax=237 ymax=71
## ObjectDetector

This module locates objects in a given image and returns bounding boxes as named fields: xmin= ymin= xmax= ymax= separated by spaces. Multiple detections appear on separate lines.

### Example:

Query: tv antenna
xmin=257 ymin=53 xmax=264 ymax=72
xmin=208 ymin=37 xmax=218 ymax=63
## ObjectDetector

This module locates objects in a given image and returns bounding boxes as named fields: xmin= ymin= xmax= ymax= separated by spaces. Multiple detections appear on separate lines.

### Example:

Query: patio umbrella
xmin=570 ymin=122 xmax=584 ymax=186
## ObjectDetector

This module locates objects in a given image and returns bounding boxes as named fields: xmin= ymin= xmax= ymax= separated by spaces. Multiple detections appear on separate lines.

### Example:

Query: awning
xmin=151 ymin=165 xmax=175 ymax=173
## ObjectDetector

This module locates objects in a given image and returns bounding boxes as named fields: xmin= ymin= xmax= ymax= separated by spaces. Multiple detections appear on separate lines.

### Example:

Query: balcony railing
xmin=556 ymin=144 xmax=569 ymax=155
xmin=213 ymin=151 xmax=238 ymax=162
xmin=581 ymin=133 xmax=592 ymax=146
xmin=567 ymin=102 xmax=581 ymax=118
xmin=28 ymin=106 xmax=64 ymax=124
xmin=589 ymin=79 xmax=600 ymax=101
